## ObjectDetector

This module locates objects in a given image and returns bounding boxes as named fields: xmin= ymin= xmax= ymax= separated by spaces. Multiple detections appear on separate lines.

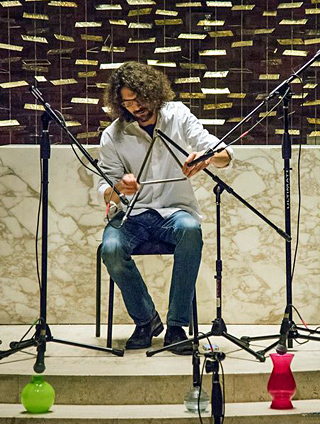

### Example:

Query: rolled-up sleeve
xmin=178 ymin=102 xmax=234 ymax=165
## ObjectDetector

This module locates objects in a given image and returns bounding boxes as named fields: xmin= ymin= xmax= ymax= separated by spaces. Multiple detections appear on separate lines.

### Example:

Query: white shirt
xmin=97 ymin=101 xmax=233 ymax=222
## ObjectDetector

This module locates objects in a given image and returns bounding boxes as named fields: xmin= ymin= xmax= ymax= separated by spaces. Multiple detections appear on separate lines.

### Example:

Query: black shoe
xmin=125 ymin=312 xmax=164 ymax=350
xmin=163 ymin=326 xmax=193 ymax=355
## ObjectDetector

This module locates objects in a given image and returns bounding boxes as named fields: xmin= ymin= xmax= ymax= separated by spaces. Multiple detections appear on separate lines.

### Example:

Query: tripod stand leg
xmin=51 ymin=337 xmax=124 ymax=357
xmin=240 ymin=334 xmax=279 ymax=345
xmin=0 ymin=323 xmax=124 ymax=361
xmin=294 ymin=325 xmax=320 ymax=338
xmin=0 ymin=338 xmax=38 ymax=360
xmin=207 ymin=319 xmax=265 ymax=362
xmin=209 ymin=318 xmax=265 ymax=362
xmin=241 ymin=306 xmax=291 ymax=353
xmin=222 ymin=332 xmax=265 ymax=362
xmin=250 ymin=323 xmax=320 ymax=357
xmin=256 ymin=340 xmax=279 ymax=357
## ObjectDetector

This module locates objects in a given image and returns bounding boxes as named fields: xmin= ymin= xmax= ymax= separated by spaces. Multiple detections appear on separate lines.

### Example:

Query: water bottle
xmin=184 ymin=385 xmax=209 ymax=413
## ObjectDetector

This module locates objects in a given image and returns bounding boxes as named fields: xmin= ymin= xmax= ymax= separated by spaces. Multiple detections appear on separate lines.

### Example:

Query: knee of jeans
xmin=174 ymin=220 xmax=203 ymax=247
xmin=100 ymin=237 xmax=126 ymax=268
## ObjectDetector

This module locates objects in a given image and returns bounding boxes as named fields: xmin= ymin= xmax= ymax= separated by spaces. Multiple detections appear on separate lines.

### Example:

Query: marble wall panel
xmin=0 ymin=145 xmax=319 ymax=325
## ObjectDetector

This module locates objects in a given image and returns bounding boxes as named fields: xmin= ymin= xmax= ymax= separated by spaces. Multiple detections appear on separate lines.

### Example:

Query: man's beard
xmin=133 ymin=107 xmax=154 ymax=124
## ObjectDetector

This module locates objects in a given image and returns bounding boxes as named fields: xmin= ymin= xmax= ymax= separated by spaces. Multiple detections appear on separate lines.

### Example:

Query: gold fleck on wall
xmin=0 ymin=0 xmax=319 ymax=145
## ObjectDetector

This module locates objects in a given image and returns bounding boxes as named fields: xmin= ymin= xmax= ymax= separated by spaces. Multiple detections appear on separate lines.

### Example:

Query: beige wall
xmin=0 ymin=145 xmax=319 ymax=325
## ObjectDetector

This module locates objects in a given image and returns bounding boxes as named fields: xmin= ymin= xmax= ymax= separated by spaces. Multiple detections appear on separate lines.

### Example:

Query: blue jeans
xmin=101 ymin=209 xmax=203 ymax=327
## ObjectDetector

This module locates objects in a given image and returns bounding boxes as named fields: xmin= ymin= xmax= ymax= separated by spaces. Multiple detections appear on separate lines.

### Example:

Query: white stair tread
xmin=1 ymin=325 xmax=320 ymax=378
xmin=0 ymin=400 xmax=319 ymax=419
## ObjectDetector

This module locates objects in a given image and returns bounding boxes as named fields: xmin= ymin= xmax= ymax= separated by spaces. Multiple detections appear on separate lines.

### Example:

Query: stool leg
xmin=95 ymin=243 xmax=102 ymax=337
xmin=107 ymin=278 xmax=115 ymax=348
xmin=189 ymin=305 xmax=194 ymax=336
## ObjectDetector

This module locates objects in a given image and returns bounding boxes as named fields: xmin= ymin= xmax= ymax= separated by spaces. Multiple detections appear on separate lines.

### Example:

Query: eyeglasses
xmin=120 ymin=98 xmax=140 ymax=108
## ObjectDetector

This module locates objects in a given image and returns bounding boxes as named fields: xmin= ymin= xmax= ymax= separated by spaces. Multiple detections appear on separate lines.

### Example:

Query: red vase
xmin=267 ymin=353 xmax=296 ymax=409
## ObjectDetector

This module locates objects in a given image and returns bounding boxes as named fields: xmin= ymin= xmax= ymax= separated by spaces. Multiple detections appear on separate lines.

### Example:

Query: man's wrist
xmin=211 ymin=150 xmax=231 ymax=168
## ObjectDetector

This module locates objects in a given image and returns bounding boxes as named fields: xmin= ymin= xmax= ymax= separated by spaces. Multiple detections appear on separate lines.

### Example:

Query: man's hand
xmin=104 ymin=173 xmax=139 ymax=205
xmin=182 ymin=151 xmax=211 ymax=178
xmin=118 ymin=173 xmax=140 ymax=195
xmin=182 ymin=149 xmax=231 ymax=178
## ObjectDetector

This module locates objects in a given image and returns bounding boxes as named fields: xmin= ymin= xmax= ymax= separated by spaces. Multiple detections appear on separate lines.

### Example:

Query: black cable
xmin=293 ymin=338 xmax=309 ymax=347
xmin=219 ymin=359 xmax=226 ymax=424
xmin=52 ymin=109 xmax=100 ymax=177
xmin=19 ymin=158 xmax=48 ymax=345
xmin=35 ymin=159 xmax=43 ymax=290
xmin=14 ymin=318 xmax=39 ymax=348
xmin=195 ymin=332 xmax=226 ymax=424
xmin=194 ymin=331 xmax=211 ymax=424
xmin=67 ymin=122 xmax=128 ymax=230
xmin=289 ymin=303 xmax=320 ymax=346
xmin=226 ymin=94 xmax=286 ymax=147
xmin=18 ymin=133 xmax=48 ymax=352
xmin=290 ymin=303 xmax=311 ymax=331
xmin=198 ymin=331 xmax=216 ymax=352
xmin=70 ymin=143 xmax=101 ymax=178
xmin=291 ymin=143 xmax=302 ymax=284
xmin=290 ymin=303 xmax=304 ymax=323
xmin=291 ymin=75 xmax=304 ymax=284
xmin=197 ymin=356 xmax=207 ymax=424
xmin=48 ymin=109 xmax=103 ymax=178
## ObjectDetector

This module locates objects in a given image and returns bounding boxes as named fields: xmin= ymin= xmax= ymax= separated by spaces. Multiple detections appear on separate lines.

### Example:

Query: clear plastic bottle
xmin=184 ymin=385 xmax=209 ymax=413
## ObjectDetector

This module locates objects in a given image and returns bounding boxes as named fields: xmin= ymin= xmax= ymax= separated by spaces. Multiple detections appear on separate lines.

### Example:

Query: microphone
xmin=275 ymin=306 xmax=290 ymax=355
xmin=34 ymin=349 xmax=46 ymax=373
xmin=119 ymin=192 xmax=129 ymax=206
xmin=34 ymin=327 xmax=46 ymax=373
xmin=120 ymin=191 xmax=140 ymax=227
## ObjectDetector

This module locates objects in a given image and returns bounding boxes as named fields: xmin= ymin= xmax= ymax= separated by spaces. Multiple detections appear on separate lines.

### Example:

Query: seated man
xmin=97 ymin=61 xmax=233 ymax=354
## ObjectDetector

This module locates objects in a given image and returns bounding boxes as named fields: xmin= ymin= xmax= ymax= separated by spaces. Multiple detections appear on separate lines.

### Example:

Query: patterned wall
xmin=0 ymin=0 xmax=319 ymax=146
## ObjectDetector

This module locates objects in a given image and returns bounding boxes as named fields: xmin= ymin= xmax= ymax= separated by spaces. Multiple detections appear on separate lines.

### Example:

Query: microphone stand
xmin=30 ymin=86 xmax=129 ymax=209
xmin=205 ymin=352 xmax=226 ymax=424
xmin=188 ymin=49 xmax=320 ymax=356
xmin=0 ymin=88 xmax=125 ymax=372
xmin=241 ymin=61 xmax=320 ymax=356
xmin=189 ymin=49 xmax=320 ymax=168
xmin=146 ymin=130 xmax=290 ymax=363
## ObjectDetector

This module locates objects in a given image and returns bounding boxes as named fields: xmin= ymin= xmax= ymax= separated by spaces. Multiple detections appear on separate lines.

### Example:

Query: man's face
xmin=120 ymin=87 xmax=156 ymax=126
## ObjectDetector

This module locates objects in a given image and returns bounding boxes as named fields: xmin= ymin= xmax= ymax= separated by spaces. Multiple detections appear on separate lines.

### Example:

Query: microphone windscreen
xmin=275 ymin=343 xmax=287 ymax=355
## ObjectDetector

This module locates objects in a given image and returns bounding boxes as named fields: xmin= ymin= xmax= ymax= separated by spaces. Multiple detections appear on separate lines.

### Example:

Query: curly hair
xmin=105 ymin=61 xmax=175 ymax=121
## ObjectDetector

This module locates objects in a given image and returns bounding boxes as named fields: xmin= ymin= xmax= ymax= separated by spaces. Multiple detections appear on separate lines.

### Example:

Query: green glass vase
xmin=21 ymin=375 xmax=55 ymax=413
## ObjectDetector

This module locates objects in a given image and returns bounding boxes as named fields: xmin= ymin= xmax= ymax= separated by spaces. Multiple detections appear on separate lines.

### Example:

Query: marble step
xmin=1 ymin=368 xmax=320 ymax=406
xmin=1 ymin=400 xmax=320 ymax=424
xmin=1 ymin=324 xmax=320 ymax=406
